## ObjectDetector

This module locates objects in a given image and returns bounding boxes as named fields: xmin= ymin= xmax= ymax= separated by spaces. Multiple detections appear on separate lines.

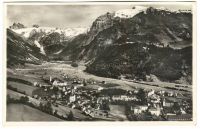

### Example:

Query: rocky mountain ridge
xmin=59 ymin=6 xmax=192 ymax=84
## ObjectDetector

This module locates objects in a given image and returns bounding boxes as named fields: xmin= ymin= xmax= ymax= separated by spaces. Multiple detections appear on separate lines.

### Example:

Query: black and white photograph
xmin=3 ymin=1 xmax=196 ymax=123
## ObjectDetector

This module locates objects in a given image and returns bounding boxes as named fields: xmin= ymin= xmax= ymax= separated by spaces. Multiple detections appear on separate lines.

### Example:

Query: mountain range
xmin=7 ymin=6 xmax=192 ymax=84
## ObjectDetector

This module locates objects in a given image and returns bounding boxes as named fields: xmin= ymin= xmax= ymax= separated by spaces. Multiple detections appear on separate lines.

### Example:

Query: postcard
xmin=2 ymin=0 xmax=197 ymax=126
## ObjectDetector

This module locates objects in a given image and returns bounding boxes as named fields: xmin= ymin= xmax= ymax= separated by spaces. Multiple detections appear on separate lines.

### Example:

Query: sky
xmin=6 ymin=3 xmax=192 ymax=28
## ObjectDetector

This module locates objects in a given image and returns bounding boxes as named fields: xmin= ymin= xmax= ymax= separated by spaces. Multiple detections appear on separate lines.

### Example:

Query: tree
xmin=101 ymin=101 xmax=110 ymax=111
xmin=83 ymin=79 xmax=87 ymax=86
xmin=54 ymin=110 xmax=58 ymax=116
xmin=44 ymin=101 xmax=53 ymax=114
xmin=172 ymin=102 xmax=181 ymax=114
xmin=67 ymin=111 xmax=74 ymax=121
xmin=52 ymin=86 xmax=59 ymax=93
xmin=39 ymin=102 xmax=44 ymax=110
xmin=71 ymin=62 xmax=78 ymax=67
xmin=136 ymin=89 xmax=147 ymax=104
xmin=20 ymin=96 xmax=29 ymax=103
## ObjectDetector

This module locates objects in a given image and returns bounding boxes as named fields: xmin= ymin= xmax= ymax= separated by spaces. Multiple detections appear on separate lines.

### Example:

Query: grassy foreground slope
xmin=7 ymin=103 xmax=62 ymax=121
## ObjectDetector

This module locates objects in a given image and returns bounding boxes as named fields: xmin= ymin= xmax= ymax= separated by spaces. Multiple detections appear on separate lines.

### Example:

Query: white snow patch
xmin=40 ymin=46 xmax=46 ymax=55
xmin=34 ymin=40 xmax=41 ymax=48
xmin=126 ymin=41 xmax=134 ymax=44
xmin=54 ymin=49 xmax=63 ymax=55
xmin=12 ymin=27 xmax=89 ymax=39
xmin=33 ymin=40 xmax=46 ymax=55
xmin=28 ymin=54 xmax=39 ymax=61
xmin=114 ymin=6 xmax=191 ymax=19
xmin=157 ymin=7 xmax=191 ymax=13
xmin=12 ymin=27 xmax=89 ymax=55
xmin=114 ymin=6 xmax=148 ymax=18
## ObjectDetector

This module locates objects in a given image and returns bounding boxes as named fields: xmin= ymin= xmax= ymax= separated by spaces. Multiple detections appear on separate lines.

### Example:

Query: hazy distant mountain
xmin=11 ymin=26 xmax=88 ymax=56
xmin=12 ymin=27 xmax=88 ymax=40
xmin=9 ymin=22 xmax=26 ymax=30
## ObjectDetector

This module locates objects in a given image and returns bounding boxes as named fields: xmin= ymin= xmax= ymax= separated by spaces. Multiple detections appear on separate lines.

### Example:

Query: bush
xmin=71 ymin=62 xmax=78 ymax=67
xmin=67 ymin=111 xmax=74 ymax=121
xmin=19 ymin=96 xmax=29 ymax=103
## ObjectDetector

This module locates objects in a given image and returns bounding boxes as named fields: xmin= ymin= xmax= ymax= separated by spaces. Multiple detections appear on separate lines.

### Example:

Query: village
xmin=23 ymin=71 xmax=193 ymax=121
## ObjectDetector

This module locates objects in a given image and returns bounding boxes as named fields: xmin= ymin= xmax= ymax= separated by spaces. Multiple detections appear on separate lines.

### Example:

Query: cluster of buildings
xmin=32 ymin=75 xmax=192 ymax=121
xmin=130 ymin=89 xmax=192 ymax=120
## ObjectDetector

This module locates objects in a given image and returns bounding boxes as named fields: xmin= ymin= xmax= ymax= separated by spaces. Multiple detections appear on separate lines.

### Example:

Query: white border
xmin=1 ymin=0 xmax=198 ymax=128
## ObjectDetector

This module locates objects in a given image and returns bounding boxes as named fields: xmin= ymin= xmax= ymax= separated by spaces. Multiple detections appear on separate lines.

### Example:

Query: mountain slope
xmin=11 ymin=27 xmax=88 ymax=56
xmin=60 ymin=6 xmax=192 ymax=84
xmin=7 ymin=6 xmax=192 ymax=84
xmin=86 ymin=43 xmax=192 ymax=84
xmin=7 ymin=29 xmax=47 ymax=67
xmin=61 ymin=6 xmax=192 ymax=60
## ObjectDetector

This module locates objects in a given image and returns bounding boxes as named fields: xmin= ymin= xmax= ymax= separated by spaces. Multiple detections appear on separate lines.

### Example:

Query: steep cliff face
xmin=60 ymin=7 xmax=192 ymax=84
xmin=62 ymin=7 xmax=192 ymax=60
xmin=90 ymin=12 xmax=114 ymax=34
xmin=59 ymin=12 xmax=114 ymax=60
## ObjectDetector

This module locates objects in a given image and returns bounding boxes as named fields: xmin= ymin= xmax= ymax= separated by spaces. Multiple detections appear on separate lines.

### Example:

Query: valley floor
xmin=6 ymin=61 xmax=193 ymax=121
xmin=15 ymin=62 xmax=192 ymax=94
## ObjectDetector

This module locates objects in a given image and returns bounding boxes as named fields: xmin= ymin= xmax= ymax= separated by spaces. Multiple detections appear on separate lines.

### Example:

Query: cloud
xmin=6 ymin=4 xmax=192 ymax=28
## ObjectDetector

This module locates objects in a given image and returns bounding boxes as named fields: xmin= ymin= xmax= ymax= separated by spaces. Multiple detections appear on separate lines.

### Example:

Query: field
xmin=32 ymin=88 xmax=55 ymax=98
xmin=52 ymin=104 xmax=90 ymax=120
xmin=7 ymin=103 xmax=62 ymax=121
xmin=8 ymin=70 xmax=49 ymax=85
xmin=7 ymin=89 xmax=90 ymax=120
xmin=109 ymin=105 xmax=127 ymax=120
xmin=7 ymin=89 xmax=25 ymax=99
xmin=7 ymin=81 xmax=38 ymax=96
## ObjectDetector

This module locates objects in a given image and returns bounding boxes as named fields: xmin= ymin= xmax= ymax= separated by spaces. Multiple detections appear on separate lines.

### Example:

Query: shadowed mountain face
xmin=86 ymin=44 xmax=192 ymax=84
xmin=7 ymin=29 xmax=47 ymax=67
xmin=60 ymin=7 xmax=192 ymax=60
xmin=60 ymin=7 xmax=192 ymax=84
xmin=10 ymin=26 xmax=88 ymax=58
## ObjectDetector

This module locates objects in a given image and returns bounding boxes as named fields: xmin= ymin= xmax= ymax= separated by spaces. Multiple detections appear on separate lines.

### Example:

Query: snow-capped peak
xmin=156 ymin=6 xmax=191 ymax=13
xmin=114 ymin=6 xmax=148 ymax=18
xmin=12 ymin=27 xmax=89 ymax=38
xmin=11 ymin=27 xmax=89 ymax=56
xmin=114 ymin=6 xmax=191 ymax=19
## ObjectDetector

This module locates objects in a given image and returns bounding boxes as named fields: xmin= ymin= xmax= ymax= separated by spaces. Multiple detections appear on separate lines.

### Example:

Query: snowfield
xmin=12 ymin=27 xmax=88 ymax=38
xmin=114 ymin=6 xmax=148 ymax=18
xmin=12 ymin=27 xmax=88 ymax=55
xmin=114 ymin=6 xmax=191 ymax=19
